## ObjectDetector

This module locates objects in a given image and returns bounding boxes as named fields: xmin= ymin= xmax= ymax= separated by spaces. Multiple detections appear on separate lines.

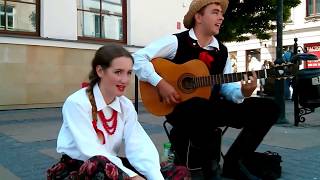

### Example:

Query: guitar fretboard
xmin=193 ymin=69 xmax=269 ymax=88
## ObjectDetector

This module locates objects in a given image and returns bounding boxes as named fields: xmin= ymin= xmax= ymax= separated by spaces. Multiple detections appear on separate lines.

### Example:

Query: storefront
xmin=304 ymin=43 xmax=320 ymax=68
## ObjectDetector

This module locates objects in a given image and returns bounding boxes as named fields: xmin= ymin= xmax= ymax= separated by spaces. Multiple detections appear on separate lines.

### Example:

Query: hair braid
xmin=86 ymin=83 xmax=98 ymax=121
xmin=86 ymin=62 xmax=100 ymax=120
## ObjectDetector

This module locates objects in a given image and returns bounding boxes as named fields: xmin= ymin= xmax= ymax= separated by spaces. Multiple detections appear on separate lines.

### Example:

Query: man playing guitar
xmin=133 ymin=0 xmax=280 ymax=179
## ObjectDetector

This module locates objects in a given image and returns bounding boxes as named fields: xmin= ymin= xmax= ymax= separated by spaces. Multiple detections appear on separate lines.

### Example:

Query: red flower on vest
xmin=199 ymin=51 xmax=214 ymax=69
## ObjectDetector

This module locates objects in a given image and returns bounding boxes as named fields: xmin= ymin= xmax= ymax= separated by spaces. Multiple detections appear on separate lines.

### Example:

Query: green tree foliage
xmin=217 ymin=0 xmax=301 ymax=42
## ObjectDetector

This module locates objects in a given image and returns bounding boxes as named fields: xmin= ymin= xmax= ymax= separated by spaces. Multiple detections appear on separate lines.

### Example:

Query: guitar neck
xmin=194 ymin=69 xmax=268 ymax=87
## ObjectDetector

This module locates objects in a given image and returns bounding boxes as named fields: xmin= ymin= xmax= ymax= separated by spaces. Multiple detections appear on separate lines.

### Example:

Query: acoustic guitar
xmin=139 ymin=58 xmax=295 ymax=116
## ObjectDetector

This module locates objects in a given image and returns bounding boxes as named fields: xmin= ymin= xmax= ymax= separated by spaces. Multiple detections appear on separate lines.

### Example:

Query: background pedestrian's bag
xmin=243 ymin=151 xmax=282 ymax=180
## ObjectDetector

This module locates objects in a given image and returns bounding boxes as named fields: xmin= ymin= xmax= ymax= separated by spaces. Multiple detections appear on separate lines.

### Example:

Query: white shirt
xmin=57 ymin=84 xmax=164 ymax=180
xmin=248 ymin=57 xmax=263 ymax=71
xmin=133 ymin=29 xmax=245 ymax=103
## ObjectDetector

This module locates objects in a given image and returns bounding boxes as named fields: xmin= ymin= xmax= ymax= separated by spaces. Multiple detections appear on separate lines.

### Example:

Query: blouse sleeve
xmin=122 ymin=103 xmax=164 ymax=180
xmin=132 ymin=34 xmax=178 ymax=86
xmin=62 ymin=98 xmax=138 ymax=177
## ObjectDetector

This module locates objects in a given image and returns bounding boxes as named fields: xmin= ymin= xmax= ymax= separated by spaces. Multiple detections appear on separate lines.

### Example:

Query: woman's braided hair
xmin=86 ymin=43 xmax=133 ymax=120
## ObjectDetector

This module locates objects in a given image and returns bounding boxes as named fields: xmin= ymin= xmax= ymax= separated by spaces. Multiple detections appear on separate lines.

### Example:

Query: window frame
xmin=77 ymin=0 xmax=127 ymax=43
xmin=0 ymin=0 xmax=40 ymax=36
xmin=0 ymin=4 xmax=14 ymax=29
xmin=306 ymin=0 xmax=320 ymax=17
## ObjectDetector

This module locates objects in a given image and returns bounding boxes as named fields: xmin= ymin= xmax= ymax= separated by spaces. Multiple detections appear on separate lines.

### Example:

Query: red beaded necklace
xmin=92 ymin=109 xmax=118 ymax=144
xmin=98 ymin=109 xmax=118 ymax=135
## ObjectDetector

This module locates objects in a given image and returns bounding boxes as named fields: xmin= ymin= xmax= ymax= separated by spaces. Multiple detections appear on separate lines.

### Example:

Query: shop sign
xmin=304 ymin=43 xmax=320 ymax=68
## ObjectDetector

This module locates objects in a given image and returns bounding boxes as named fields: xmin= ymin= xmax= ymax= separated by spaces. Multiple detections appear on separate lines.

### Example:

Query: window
xmin=77 ymin=0 xmax=127 ymax=43
xmin=0 ymin=4 xmax=13 ymax=29
xmin=0 ymin=0 xmax=39 ymax=35
xmin=307 ymin=0 xmax=320 ymax=17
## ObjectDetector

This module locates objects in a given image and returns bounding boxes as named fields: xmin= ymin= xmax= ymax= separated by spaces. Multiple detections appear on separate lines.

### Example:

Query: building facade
xmin=226 ymin=0 xmax=320 ymax=72
xmin=0 ymin=0 xmax=319 ymax=109
xmin=0 ymin=0 xmax=189 ymax=109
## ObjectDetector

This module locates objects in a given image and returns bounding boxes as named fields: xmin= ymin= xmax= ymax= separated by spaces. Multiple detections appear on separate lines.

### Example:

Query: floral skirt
xmin=47 ymin=155 xmax=191 ymax=180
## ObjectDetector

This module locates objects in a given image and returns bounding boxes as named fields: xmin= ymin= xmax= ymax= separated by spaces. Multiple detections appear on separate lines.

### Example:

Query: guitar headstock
xmin=266 ymin=62 xmax=298 ymax=80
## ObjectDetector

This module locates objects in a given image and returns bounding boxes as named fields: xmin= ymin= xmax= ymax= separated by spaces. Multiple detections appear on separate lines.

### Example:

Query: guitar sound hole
xmin=182 ymin=77 xmax=194 ymax=90
xmin=178 ymin=73 xmax=195 ymax=94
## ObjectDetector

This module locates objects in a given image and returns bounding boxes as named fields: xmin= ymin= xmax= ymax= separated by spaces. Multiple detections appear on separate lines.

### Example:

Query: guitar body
xmin=139 ymin=58 xmax=296 ymax=116
xmin=139 ymin=58 xmax=211 ymax=116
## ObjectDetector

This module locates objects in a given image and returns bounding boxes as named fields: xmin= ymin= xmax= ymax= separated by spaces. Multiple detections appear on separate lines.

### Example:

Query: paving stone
xmin=0 ymin=102 xmax=319 ymax=179
xmin=0 ymin=165 xmax=20 ymax=180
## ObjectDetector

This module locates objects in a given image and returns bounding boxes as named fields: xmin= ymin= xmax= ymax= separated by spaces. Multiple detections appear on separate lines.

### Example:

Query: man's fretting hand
xmin=241 ymin=71 xmax=257 ymax=97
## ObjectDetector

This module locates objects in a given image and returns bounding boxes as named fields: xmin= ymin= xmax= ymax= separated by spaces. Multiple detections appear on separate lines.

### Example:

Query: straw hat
xmin=183 ymin=0 xmax=229 ymax=29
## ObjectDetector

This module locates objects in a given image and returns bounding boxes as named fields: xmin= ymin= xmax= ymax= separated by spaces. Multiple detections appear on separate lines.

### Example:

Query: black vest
xmin=172 ymin=30 xmax=228 ymax=99
xmin=172 ymin=30 xmax=228 ymax=75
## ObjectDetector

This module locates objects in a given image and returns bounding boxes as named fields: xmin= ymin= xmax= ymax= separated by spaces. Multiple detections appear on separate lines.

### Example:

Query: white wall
xmin=40 ymin=0 xmax=191 ymax=46
xmin=128 ymin=0 xmax=189 ymax=46
xmin=41 ymin=0 xmax=77 ymax=40
xmin=3 ymin=0 xmax=318 ymax=52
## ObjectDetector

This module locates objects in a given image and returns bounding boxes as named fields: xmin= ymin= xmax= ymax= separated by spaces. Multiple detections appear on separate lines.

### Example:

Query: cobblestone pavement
xmin=0 ymin=100 xmax=319 ymax=180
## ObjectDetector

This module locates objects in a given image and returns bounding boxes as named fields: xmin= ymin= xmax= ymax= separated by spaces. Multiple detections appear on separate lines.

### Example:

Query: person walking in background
xmin=47 ymin=44 xmax=164 ymax=180
xmin=282 ymin=47 xmax=294 ymax=99
xmin=133 ymin=0 xmax=280 ymax=179
xmin=282 ymin=47 xmax=293 ymax=62
xmin=258 ymin=60 xmax=271 ymax=96
xmin=248 ymin=54 xmax=263 ymax=71
xmin=248 ymin=54 xmax=264 ymax=96
xmin=230 ymin=54 xmax=238 ymax=73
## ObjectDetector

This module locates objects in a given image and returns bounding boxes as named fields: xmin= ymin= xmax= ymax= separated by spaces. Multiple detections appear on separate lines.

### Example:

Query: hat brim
xmin=183 ymin=0 xmax=228 ymax=29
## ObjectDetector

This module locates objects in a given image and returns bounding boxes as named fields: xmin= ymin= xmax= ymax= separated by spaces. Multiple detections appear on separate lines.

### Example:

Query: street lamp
xmin=274 ymin=0 xmax=288 ymax=124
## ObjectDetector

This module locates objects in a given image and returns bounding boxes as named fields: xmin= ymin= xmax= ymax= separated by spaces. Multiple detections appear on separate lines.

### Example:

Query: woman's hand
xmin=130 ymin=175 xmax=145 ymax=180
